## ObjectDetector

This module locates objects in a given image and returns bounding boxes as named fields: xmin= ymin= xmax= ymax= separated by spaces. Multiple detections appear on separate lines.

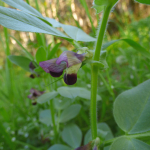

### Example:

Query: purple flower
xmin=74 ymin=142 xmax=92 ymax=150
xmin=39 ymin=51 xmax=86 ymax=85
xmin=28 ymin=88 xmax=44 ymax=105
xmin=93 ymin=146 xmax=98 ymax=150
xmin=29 ymin=62 xmax=39 ymax=79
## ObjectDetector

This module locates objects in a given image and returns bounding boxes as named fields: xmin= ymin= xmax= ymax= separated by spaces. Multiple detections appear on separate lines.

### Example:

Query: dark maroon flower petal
xmin=50 ymin=71 xmax=63 ymax=77
xmin=28 ymin=88 xmax=44 ymax=100
xmin=30 ymin=74 xmax=36 ymax=78
xmin=29 ymin=62 xmax=36 ymax=71
xmin=63 ymin=73 xmax=77 ymax=85
xmin=32 ymin=101 xmax=37 ymax=105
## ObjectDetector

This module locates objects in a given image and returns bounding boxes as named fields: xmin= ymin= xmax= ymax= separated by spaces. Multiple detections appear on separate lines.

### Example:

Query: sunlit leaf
xmin=0 ymin=6 xmax=69 ymax=38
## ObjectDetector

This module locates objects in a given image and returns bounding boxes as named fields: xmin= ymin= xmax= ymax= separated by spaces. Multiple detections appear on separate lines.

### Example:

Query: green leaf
xmin=57 ymin=87 xmax=101 ymax=100
xmin=135 ymin=0 xmax=150 ymax=5
xmin=57 ymin=87 xmax=79 ymax=99
xmin=37 ymin=91 xmax=58 ymax=104
xmin=59 ymin=104 xmax=81 ymax=123
xmin=61 ymin=24 xmax=96 ymax=42
xmin=99 ymin=50 xmax=108 ymax=70
xmin=39 ymin=109 xmax=52 ymax=126
xmin=62 ymin=124 xmax=82 ymax=148
xmin=103 ymin=39 xmax=150 ymax=59
xmin=47 ymin=42 xmax=61 ymax=59
xmin=113 ymin=79 xmax=150 ymax=134
xmin=54 ymin=98 xmax=71 ymax=110
xmin=84 ymin=122 xmax=113 ymax=145
xmin=0 ymin=6 xmax=69 ymax=38
xmin=8 ymin=55 xmax=31 ymax=71
xmin=2 ymin=0 xmax=44 ymax=17
xmin=94 ymin=0 xmax=118 ymax=6
xmin=36 ymin=47 xmax=47 ymax=64
xmin=110 ymin=137 xmax=150 ymax=150
xmin=92 ymin=5 xmax=104 ymax=14
xmin=10 ymin=36 xmax=34 ymax=60
xmin=48 ymin=144 xmax=72 ymax=150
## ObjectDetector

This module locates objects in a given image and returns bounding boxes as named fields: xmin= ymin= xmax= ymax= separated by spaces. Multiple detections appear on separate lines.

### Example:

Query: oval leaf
xmin=48 ymin=144 xmax=71 ymax=150
xmin=114 ymin=79 xmax=150 ymax=134
xmin=59 ymin=104 xmax=81 ymax=123
xmin=8 ymin=55 xmax=31 ymax=71
xmin=39 ymin=109 xmax=52 ymax=126
xmin=36 ymin=47 xmax=47 ymax=64
xmin=37 ymin=91 xmax=58 ymax=104
xmin=110 ymin=137 xmax=150 ymax=150
xmin=62 ymin=124 xmax=82 ymax=148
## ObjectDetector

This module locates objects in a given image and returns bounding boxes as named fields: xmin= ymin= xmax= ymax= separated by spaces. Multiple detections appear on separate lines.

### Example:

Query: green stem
xmin=50 ymin=100 xmax=57 ymax=142
xmin=90 ymin=5 xmax=112 ymax=140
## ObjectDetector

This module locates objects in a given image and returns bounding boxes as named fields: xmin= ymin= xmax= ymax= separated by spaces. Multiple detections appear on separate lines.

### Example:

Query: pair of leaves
xmin=39 ymin=104 xmax=81 ymax=125
xmin=112 ymin=79 xmax=150 ymax=149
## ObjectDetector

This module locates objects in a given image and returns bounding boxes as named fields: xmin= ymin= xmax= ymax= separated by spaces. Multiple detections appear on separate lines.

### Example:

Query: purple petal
xmin=74 ymin=142 xmax=91 ymax=150
xmin=56 ymin=51 xmax=85 ymax=67
xmin=28 ymin=94 xmax=34 ymax=100
xmin=39 ymin=58 xmax=66 ymax=73
xmin=28 ymin=88 xmax=44 ymax=99
xmin=29 ymin=62 xmax=36 ymax=71
xmin=64 ymin=73 xmax=77 ymax=85
xmin=93 ymin=146 xmax=98 ymax=150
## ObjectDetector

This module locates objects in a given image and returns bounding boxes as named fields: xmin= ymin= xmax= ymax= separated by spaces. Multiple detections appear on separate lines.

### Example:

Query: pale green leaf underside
xmin=114 ymin=79 xmax=150 ymax=134
xmin=110 ymin=137 xmax=150 ymax=150
xmin=0 ymin=6 xmax=69 ymax=38
xmin=61 ymin=24 xmax=96 ymax=42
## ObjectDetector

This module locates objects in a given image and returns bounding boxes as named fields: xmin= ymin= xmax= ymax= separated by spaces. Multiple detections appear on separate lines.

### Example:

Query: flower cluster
xmin=39 ymin=50 xmax=90 ymax=85
xmin=28 ymin=88 xmax=44 ymax=105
